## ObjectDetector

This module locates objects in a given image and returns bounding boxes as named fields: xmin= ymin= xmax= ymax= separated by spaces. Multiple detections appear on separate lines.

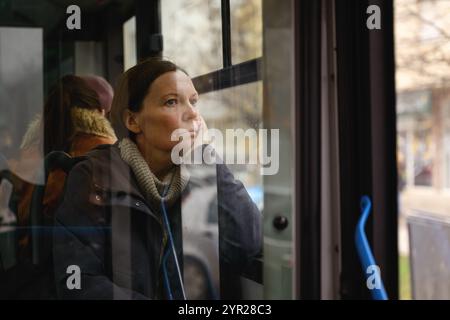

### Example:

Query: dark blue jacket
xmin=53 ymin=143 xmax=262 ymax=299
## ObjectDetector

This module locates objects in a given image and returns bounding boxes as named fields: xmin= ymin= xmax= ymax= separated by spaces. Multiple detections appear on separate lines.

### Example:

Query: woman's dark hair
xmin=43 ymin=75 xmax=101 ymax=155
xmin=110 ymin=57 xmax=187 ymax=140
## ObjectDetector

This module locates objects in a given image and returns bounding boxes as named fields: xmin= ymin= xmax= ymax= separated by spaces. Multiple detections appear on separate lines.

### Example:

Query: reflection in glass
xmin=199 ymin=81 xmax=263 ymax=191
xmin=0 ymin=27 xmax=44 ymax=184
xmin=181 ymin=81 xmax=264 ymax=299
xmin=181 ymin=167 xmax=220 ymax=299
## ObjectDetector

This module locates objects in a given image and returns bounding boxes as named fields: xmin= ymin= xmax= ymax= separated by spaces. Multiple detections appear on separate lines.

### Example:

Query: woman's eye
xmin=165 ymin=99 xmax=177 ymax=107
xmin=191 ymin=100 xmax=198 ymax=106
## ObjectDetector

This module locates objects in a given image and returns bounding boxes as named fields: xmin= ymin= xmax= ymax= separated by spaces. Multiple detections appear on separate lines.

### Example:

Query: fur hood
xmin=20 ymin=107 xmax=117 ymax=149
xmin=70 ymin=107 xmax=117 ymax=141
xmin=20 ymin=114 xmax=42 ymax=149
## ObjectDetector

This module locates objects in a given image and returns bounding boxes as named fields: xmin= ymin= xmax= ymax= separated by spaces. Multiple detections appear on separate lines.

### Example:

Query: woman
xmin=7 ymin=75 xmax=116 ymax=299
xmin=17 ymin=75 xmax=117 ymax=235
xmin=53 ymin=58 xmax=262 ymax=300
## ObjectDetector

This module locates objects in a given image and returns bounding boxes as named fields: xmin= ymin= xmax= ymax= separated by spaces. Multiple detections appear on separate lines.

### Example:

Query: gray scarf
xmin=118 ymin=138 xmax=190 ymax=212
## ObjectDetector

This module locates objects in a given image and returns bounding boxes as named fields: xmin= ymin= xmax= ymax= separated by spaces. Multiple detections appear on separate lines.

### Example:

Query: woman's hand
xmin=196 ymin=115 xmax=211 ymax=145
xmin=171 ymin=116 xmax=212 ymax=165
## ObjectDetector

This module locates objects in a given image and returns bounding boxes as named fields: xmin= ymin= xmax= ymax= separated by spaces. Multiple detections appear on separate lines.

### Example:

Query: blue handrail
xmin=355 ymin=195 xmax=388 ymax=300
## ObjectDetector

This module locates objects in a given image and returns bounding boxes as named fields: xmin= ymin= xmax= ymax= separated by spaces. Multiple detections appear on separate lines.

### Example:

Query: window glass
xmin=0 ymin=0 xmax=297 ymax=301
xmin=123 ymin=16 xmax=137 ymax=71
xmin=230 ymin=0 xmax=263 ymax=64
xmin=0 ymin=27 xmax=44 ymax=184
xmin=161 ymin=0 xmax=222 ymax=76
xmin=199 ymin=81 xmax=264 ymax=195
xmin=396 ymin=0 xmax=450 ymax=299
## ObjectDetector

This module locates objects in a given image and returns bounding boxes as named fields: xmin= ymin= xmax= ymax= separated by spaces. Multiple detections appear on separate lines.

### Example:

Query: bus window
xmin=0 ymin=0 xmax=299 ymax=301
xmin=230 ymin=0 xmax=262 ymax=65
xmin=395 ymin=0 xmax=450 ymax=300
xmin=0 ymin=26 xmax=44 ymax=185
xmin=123 ymin=16 xmax=137 ymax=71
xmin=161 ymin=0 xmax=223 ymax=77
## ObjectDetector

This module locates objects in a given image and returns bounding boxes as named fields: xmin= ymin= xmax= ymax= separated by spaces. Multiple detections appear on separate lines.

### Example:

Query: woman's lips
xmin=193 ymin=122 xmax=200 ymax=132
xmin=188 ymin=123 xmax=200 ymax=135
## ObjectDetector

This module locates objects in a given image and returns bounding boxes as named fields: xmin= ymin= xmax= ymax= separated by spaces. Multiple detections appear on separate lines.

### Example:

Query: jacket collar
xmin=88 ymin=142 xmax=146 ymax=199
xmin=85 ymin=144 xmax=220 ymax=224
xmin=87 ymin=143 xmax=186 ymax=222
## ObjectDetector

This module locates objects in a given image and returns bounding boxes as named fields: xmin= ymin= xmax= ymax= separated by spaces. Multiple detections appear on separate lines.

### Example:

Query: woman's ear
xmin=123 ymin=109 xmax=142 ymax=134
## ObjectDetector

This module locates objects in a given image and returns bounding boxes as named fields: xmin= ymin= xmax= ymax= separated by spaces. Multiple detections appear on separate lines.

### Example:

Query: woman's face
xmin=132 ymin=70 xmax=201 ymax=153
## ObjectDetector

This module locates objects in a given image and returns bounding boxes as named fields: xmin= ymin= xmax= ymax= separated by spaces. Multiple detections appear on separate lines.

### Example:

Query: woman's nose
xmin=183 ymin=102 xmax=199 ymax=121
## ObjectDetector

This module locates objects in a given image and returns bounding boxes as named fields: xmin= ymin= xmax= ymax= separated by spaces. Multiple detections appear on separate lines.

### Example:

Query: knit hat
xmin=81 ymin=75 xmax=114 ymax=114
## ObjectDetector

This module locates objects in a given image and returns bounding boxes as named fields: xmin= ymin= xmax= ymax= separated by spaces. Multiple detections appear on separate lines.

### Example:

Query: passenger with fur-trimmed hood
xmin=5 ymin=75 xmax=116 ymax=298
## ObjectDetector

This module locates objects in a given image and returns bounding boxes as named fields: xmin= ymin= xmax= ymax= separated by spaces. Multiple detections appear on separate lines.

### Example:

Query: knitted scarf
xmin=118 ymin=138 xmax=190 ymax=212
